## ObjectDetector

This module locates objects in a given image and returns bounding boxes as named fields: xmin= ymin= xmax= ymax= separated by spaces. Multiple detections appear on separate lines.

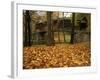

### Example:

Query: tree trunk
xmin=24 ymin=10 xmax=32 ymax=46
xmin=70 ymin=13 xmax=75 ymax=44
xmin=24 ymin=11 xmax=28 ymax=46
xmin=47 ymin=12 xmax=54 ymax=46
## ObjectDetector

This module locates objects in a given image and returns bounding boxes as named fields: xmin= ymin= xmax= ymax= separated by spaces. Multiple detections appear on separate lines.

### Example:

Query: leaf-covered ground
xmin=23 ymin=42 xmax=91 ymax=69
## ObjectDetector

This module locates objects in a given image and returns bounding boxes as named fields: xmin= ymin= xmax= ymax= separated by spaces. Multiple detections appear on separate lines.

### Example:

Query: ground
xmin=23 ymin=42 xmax=91 ymax=69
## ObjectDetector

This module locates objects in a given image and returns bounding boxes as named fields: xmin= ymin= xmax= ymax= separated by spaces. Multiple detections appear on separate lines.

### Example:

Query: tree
xmin=70 ymin=13 xmax=75 ymax=44
xmin=24 ymin=10 xmax=32 ymax=46
xmin=46 ymin=12 xmax=55 ymax=46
